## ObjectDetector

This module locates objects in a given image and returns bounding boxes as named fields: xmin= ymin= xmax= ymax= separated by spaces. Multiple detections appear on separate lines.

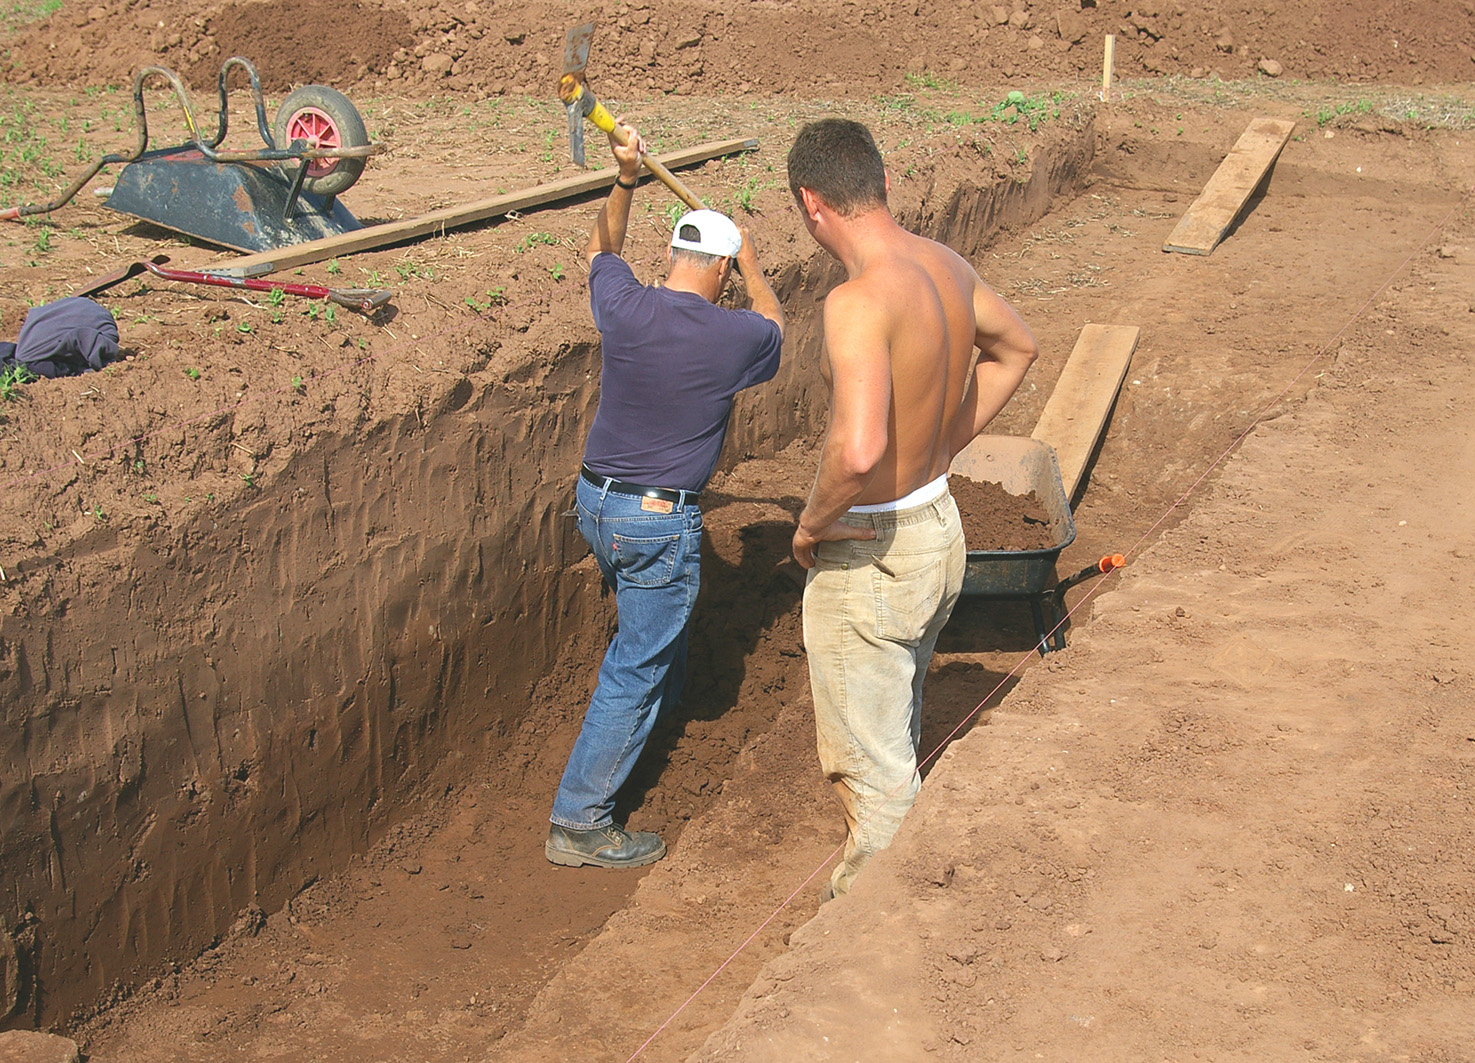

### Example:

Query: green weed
xmin=465 ymin=287 xmax=507 ymax=312
xmin=549 ymin=263 xmax=565 ymax=281
xmin=989 ymin=90 xmax=1061 ymax=132
xmin=1344 ymin=100 xmax=1374 ymax=119
xmin=0 ymin=363 xmax=36 ymax=400
xmin=514 ymin=232 xmax=559 ymax=253
xmin=735 ymin=176 xmax=763 ymax=214
xmin=874 ymin=94 xmax=916 ymax=112
xmin=904 ymin=71 xmax=953 ymax=92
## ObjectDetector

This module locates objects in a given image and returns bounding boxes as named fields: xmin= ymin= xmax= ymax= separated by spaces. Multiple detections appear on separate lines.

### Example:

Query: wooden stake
xmin=1101 ymin=35 xmax=1116 ymax=102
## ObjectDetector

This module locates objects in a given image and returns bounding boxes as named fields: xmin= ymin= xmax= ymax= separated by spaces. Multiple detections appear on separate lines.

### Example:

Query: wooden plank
xmin=203 ymin=137 xmax=759 ymax=276
xmin=1030 ymin=322 xmax=1139 ymax=502
xmin=1162 ymin=117 xmax=1295 ymax=256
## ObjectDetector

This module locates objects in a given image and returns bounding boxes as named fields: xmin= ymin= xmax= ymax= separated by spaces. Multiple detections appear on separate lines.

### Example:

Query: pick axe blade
xmin=558 ymin=22 xmax=705 ymax=211
xmin=562 ymin=21 xmax=595 ymax=167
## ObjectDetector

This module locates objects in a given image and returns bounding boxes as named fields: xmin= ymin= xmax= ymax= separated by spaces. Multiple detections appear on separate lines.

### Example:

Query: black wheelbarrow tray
xmin=949 ymin=434 xmax=1078 ymax=654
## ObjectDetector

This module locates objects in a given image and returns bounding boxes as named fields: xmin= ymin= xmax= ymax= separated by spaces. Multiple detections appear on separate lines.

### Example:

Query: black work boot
xmin=545 ymin=823 xmax=667 ymax=868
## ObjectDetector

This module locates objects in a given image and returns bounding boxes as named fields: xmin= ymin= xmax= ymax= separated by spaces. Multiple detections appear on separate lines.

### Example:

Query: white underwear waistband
xmin=847 ymin=473 xmax=949 ymax=514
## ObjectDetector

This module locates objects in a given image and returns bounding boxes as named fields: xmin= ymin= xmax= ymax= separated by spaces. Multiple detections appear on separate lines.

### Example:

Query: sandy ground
xmin=696 ymin=189 xmax=1475 ymax=1063
xmin=28 ymin=90 xmax=1467 ymax=1062
xmin=2 ymin=2 xmax=1473 ymax=1061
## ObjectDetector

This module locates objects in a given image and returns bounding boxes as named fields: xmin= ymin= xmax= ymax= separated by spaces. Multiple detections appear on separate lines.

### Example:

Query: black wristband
xmin=614 ymin=175 xmax=638 ymax=190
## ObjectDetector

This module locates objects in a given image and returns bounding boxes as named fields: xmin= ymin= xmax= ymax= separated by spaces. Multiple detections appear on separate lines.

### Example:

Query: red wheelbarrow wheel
xmin=273 ymin=85 xmax=369 ymax=198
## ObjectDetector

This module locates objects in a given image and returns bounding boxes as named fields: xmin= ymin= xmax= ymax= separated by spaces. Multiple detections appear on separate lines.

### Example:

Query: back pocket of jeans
xmin=873 ymin=559 xmax=945 ymax=644
xmin=613 ymin=531 xmax=682 ymax=586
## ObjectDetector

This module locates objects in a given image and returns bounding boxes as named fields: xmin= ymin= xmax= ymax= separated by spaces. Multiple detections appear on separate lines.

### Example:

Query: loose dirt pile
xmin=2 ymin=0 xmax=1471 ymax=97
xmin=950 ymin=476 xmax=1055 ymax=552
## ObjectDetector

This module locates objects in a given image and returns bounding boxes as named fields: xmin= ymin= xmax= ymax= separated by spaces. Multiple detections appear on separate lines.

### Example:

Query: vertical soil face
xmin=0 ymin=106 xmax=1093 ymax=1023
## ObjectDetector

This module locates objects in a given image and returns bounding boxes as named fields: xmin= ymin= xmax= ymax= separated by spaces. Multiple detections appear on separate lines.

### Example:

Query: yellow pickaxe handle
xmin=559 ymin=76 xmax=705 ymax=211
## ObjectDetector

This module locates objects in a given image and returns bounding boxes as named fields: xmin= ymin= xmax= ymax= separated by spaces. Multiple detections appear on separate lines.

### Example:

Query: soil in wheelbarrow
xmin=949 ymin=475 xmax=1056 ymax=553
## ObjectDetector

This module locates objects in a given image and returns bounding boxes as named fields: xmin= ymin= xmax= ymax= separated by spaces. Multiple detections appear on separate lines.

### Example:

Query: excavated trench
xmin=0 ymin=118 xmax=1094 ymax=1030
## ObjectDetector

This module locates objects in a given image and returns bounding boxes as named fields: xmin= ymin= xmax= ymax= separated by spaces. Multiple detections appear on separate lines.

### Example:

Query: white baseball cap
xmin=669 ymin=209 xmax=743 ymax=258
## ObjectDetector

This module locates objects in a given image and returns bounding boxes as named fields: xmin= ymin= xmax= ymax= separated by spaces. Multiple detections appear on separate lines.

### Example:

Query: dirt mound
xmin=1 ymin=1 xmax=1470 ymax=97
xmin=179 ymin=0 xmax=412 ymax=91
xmin=0 ymin=0 xmax=408 ymax=93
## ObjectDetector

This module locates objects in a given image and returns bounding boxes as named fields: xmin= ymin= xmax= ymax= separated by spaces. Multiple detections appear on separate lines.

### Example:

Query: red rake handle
xmin=142 ymin=262 xmax=392 ymax=314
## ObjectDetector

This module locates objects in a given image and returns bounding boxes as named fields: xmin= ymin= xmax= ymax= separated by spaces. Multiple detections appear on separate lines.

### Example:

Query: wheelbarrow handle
xmin=1054 ymin=554 xmax=1126 ymax=596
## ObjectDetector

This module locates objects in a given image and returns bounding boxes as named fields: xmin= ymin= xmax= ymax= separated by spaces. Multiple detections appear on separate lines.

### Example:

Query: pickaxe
xmin=558 ymin=22 xmax=705 ymax=211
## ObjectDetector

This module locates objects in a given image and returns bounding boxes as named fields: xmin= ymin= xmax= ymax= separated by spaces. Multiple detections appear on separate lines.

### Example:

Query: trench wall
xmin=0 ymin=118 xmax=1094 ymax=1027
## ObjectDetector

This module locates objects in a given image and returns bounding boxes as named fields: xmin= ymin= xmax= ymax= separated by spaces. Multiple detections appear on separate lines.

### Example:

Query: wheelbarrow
xmin=1 ymin=57 xmax=385 ymax=253
xmin=950 ymin=435 xmax=1122 ymax=654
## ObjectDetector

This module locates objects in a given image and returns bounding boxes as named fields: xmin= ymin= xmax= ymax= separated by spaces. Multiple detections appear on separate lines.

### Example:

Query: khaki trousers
xmin=802 ymin=489 xmax=965 ymax=895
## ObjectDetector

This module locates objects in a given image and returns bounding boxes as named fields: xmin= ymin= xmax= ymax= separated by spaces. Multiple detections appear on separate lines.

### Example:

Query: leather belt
xmin=581 ymin=464 xmax=698 ymax=506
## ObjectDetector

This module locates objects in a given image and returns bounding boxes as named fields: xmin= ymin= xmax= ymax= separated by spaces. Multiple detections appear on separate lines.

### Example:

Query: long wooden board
xmin=1030 ymin=322 xmax=1139 ymax=502
xmin=203 ymin=137 xmax=759 ymax=276
xmin=1162 ymin=117 xmax=1295 ymax=256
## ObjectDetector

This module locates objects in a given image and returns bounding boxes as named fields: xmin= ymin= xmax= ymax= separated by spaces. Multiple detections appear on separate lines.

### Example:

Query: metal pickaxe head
xmin=556 ymin=22 xmax=706 ymax=210
xmin=562 ymin=22 xmax=596 ymax=167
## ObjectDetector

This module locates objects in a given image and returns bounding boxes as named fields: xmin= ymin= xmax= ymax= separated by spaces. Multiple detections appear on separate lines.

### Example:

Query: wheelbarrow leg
xmin=1028 ymin=596 xmax=1050 ymax=655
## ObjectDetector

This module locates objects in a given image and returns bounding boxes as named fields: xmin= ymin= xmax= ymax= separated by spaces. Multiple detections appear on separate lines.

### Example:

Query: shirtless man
xmin=786 ymin=118 xmax=1039 ymax=898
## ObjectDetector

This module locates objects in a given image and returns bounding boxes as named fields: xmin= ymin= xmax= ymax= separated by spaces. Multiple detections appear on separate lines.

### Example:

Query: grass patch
xmin=1117 ymin=75 xmax=1475 ymax=132
xmin=1 ymin=0 xmax=61 ymax=29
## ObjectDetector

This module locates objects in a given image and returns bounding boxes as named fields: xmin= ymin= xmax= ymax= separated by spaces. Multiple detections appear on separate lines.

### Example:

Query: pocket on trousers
xmin=613 ymin=531 xmax=683 ymax=586
xmin=873 ymin=558 xmax=945 ymax=644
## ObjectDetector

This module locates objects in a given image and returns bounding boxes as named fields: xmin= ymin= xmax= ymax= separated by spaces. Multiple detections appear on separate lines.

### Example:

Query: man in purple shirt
xmin=547 ymin=118 xmax=785 ymax=869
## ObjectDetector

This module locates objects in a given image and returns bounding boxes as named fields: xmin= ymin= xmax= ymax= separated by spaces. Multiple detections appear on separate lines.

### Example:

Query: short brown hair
xmin=786 ymin=118 xmax=887 ymax=216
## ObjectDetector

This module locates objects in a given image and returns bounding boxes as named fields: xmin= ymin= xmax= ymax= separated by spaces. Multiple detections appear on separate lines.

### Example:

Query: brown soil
xmin=2 ymin=2 xmax=1473 ymax=1062
xmin=2 ymin=0 xmax=1473 ymax=96
xmin=950 ymin=476 xmax=1055 ymax=553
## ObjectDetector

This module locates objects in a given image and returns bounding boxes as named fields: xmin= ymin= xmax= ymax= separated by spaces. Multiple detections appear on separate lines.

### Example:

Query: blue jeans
xmin=550 ymin=474 xmax=703 ymax=830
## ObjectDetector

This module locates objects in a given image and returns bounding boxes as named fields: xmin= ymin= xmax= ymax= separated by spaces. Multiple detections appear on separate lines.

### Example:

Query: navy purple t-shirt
xmin=582 ymin=253 xmax=783 ymax=492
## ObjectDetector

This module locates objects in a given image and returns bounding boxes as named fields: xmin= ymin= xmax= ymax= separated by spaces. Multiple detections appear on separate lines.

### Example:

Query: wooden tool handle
xmin=586 ymin=94 xmax=705 ymax=210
